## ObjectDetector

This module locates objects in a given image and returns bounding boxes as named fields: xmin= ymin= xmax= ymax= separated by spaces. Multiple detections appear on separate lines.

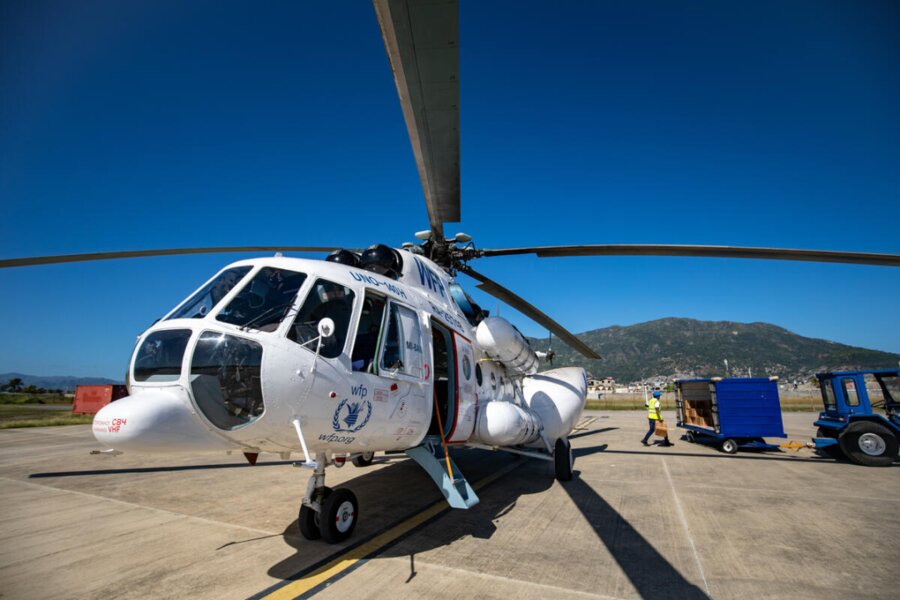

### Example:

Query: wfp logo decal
xmin=332 ymin=398 xmax=372 ymax=433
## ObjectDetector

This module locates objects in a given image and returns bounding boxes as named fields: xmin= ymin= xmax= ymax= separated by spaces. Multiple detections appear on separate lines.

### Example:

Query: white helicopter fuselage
xmin=92 ymin=249 xmax=587 ymax=462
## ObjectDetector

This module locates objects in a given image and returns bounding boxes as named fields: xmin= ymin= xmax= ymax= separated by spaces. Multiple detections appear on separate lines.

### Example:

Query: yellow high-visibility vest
xmin=647 ymin=398 xmax=661 ymax=420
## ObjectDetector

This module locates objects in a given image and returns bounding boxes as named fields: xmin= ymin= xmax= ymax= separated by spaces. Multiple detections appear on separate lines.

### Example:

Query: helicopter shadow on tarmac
xmin=266 ymin=430 xmax=707 ymax=599
xmin=560 ymin=473 xmax=708 ymax=600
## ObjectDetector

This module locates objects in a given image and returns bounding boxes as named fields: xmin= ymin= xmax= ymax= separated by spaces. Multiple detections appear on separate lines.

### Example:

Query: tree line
xmin=1 ymin=378 xmax=65 ymax=395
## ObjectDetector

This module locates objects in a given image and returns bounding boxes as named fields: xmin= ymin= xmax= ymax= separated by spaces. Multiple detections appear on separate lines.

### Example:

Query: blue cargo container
xmin=675 ymin=377 xmax=786 ymax=453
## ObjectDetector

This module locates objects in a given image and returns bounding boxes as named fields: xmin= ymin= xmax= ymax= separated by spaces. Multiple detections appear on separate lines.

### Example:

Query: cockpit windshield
xmin=190 ymin=332 xmax=263 ymax=430
xmin=288 ymin=279 xmax=356 ymax=359
xmin=134 ymin=329 xmax=191 ymax=382
xmin=216 ymin=267 xmax=308 ymax=331
xmin=168 ymin=267 xmax=252 ymax=320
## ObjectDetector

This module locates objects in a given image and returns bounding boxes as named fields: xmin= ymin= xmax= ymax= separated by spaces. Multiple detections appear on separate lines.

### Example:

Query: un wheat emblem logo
xmin=332 ymin=398 xmax=372 ymax=433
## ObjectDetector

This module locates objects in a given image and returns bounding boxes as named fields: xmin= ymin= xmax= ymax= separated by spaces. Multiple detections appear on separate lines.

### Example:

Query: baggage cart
xmin=675 ymin=377 xmax=785 ymax=453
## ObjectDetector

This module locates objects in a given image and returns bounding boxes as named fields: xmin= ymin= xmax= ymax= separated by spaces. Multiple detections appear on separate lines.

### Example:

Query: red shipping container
xmin=73 ymin=385 xmax=128 ymax=415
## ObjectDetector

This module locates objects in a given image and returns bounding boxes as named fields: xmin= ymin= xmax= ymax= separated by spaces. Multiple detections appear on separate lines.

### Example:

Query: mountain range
xmin=527 ymin=317 xmax=900 ymax=383
xmin=0 ymin=373 xmax=122 ymax=392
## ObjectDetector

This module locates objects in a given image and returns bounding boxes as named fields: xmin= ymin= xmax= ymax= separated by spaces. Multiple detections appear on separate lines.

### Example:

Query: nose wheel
xmin=320 ymin=488 xmax=359 ymax=543
xmin=297 ymin=454 xmax=360 ymax=543
xmin=298 ymin=486 xmax=331 ymax=540
xmin=299 ymin=487 xmax=358 ymax=543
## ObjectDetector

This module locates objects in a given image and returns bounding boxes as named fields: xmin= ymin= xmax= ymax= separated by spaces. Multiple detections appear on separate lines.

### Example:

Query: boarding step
xmin=405 ymin=440 xmax=479 ymax=509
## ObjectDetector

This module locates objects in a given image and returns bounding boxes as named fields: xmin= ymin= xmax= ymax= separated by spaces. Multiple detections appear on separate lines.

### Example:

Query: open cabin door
xmin=447 ymin=332 xmax=476 ymax=442
xmin=428 ymin=319 xmax=476 ymax=444
xmin=428 ymin=320 xmax=456 ymax=439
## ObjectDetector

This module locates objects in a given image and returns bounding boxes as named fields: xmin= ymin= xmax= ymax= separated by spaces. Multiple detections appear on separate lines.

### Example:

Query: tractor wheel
xmin=816 ymin=427 xmax=845 ymax=460
xmin=298 ymin=486 xmax=332 ymax=540
xmin=721 ymin=439 xmax=739 ymax=454
xmin=839 ymin=422 xmax=898 ymax=467
xmin=352 ymin=451 xmax=375 ymax=467
xmin=554 ymin=438 xmax=573 ymax=481
xmin=320 ymin=488 xmax=359 ymax=544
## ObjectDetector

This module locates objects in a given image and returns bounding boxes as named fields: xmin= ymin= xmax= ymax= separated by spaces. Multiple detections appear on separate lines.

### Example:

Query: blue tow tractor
xmin=811 ymin=369 xmax=899 ymax=467
xmin=675 ymin=377 xmax=786 ymax=454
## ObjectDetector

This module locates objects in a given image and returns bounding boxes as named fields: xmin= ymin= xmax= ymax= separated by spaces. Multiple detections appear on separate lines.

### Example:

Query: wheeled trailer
xmin=675 ymin=377 xmax=786 ymax=454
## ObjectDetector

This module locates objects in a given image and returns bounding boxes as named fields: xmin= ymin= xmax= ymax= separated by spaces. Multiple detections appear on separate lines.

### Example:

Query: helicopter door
xmin=348 ymin=293 xmax=429 ymax=446
xmin=429 ymin=320 xmax=457 ymax=438
xmin=446 ymin=332 xmax=476 ymax=443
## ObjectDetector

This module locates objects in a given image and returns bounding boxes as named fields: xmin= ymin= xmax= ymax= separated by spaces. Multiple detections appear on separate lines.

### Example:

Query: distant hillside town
xmin=530 ymin=317 xmax=899 ymax=384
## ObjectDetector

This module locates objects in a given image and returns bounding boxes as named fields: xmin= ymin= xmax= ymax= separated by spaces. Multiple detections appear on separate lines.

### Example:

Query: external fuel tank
xmin=475 ymin=317 xmax=539 ymax=375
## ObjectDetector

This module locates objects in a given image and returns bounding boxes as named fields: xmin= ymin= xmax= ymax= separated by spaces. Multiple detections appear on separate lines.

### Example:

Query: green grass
xmin=0 ymin=415 xmax=94 ymax=429
xmin=0 ymin=403 xmax=93 ymax=428
xmin=0 ymin=392 xmax=72 ymax=405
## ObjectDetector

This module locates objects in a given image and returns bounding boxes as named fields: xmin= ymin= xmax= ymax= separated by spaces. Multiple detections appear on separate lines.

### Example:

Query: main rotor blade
xmin=480 ymin=244 xmax=900 ymax=267
xmin=374 ymin=0 xmax=460 ymax=241
xmin=0 ymin=246 xmax=344 ymax=269
xmin=459 ymin=265 xmax=601 ymax=360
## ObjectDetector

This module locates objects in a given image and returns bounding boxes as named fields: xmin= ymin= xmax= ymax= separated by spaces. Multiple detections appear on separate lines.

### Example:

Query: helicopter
xmin=2 ymin=0 xmax=899 ymax=545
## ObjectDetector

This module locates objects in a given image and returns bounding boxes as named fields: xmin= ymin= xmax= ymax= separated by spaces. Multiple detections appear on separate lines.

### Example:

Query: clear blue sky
xmin=1 ymin=0 xmax=898 ymax=379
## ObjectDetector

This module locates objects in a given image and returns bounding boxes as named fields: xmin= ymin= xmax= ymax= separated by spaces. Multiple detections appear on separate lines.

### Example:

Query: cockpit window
xmin=351 ymin=292 xmax=386 ymax=372
xmin=168 ymin=267 xmax=252 ymax=320
xmin=190 ymin=332 xmax=263 ymax=430
xmin=379 ymin=302 xmax=423 ymax=377
xmin=134 ymin=329 xmax=191 ymax=382
xmin=288 ymin=279 xmax=356 ymax=359
xmin=448 ymin=282 xmax=486 ymax=325
xmin=216 ymin=267 xmax=307 ymax=331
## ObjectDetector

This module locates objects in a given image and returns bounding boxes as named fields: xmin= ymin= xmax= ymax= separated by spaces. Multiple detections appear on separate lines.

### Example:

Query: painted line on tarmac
xmin=414 ymin=560 xmax=622 ymax=600
xmin=253 ymin=459 xmax=523 ymax=600
xmin=662 ymin=458 xmax=710 ymax=596
xmin=573 ymin=416 xmax=598 ymax=431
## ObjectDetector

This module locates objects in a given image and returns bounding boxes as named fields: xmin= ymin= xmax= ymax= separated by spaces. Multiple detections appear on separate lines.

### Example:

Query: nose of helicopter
xmin=92 ymin=387 xmax=237 ymax=453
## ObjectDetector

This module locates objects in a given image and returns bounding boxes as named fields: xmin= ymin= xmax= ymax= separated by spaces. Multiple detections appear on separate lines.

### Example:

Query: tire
xmin=721 ymin=439 xmax=739 ymax=454
xmin=816 ymin=427 xmax=845 ymax=460
xmin=298 ymin=486 xmax=332 ymax=541
xmin=685 ymin=431 xmax=696 ymax=443
xmin=352 ymin=451 xmax=375 ymax=467
xmin=554 ymin=437 xmax=573 ymax=482
xmin=320 ymin=488 xmax=359 ymax=544
xmin=839 ymin=422 xmax=898 ymax=467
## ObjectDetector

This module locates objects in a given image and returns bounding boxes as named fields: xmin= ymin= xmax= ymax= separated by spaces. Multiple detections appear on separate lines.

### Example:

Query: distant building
xmin=587 ymin=377 xmax=616 ymax=392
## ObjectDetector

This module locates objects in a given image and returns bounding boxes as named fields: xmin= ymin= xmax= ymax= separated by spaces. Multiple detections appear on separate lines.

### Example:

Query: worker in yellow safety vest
xmin=641 ymin=391 xmax=672 ymax=446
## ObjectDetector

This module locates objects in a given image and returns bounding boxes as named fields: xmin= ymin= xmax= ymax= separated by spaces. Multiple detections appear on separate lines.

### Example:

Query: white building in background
xmin=587 ymin=377 xmax=616 ymax=392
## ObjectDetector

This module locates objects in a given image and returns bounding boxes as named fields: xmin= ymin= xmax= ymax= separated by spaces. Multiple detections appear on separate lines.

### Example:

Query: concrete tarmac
xmin=0 ymin=411 xmax=897 ymax=599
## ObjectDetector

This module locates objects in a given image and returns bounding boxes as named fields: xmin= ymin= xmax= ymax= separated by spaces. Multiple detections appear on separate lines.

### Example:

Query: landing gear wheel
xmin=320 ymin=488 xmax=358 ymax=544
xmin=816 ymin=427 xmax=845 ymax=460
xmin=298 ymin=486 xmax=332 ymax=541
xmin=352 ymin=451 xmax=375 ymax=467
xmin=554 ymin=438 xmax=573 ymax=482
xmin=721 ymin=439 xmax=739 ymax=454
xmin=840 ymin=422 xmax=898 ymax=467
